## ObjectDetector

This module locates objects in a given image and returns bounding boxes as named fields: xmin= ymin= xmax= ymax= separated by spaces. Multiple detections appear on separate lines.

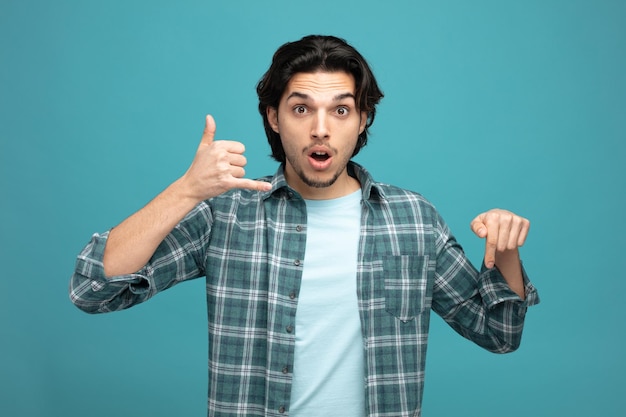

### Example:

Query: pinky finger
xmin=235 ymin=178 xmax=272 ymax=192
xmin=517 ymin=219 xmax=530 ymax=247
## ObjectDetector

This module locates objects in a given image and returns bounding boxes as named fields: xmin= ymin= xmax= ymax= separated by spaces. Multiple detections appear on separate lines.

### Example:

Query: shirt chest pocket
xmin=384 ymin=255 xmax=434 ymax=322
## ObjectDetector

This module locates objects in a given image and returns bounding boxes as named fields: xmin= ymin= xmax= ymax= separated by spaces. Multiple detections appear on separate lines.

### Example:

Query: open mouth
xmin=310 ymin=151 xmax=330 ymax=162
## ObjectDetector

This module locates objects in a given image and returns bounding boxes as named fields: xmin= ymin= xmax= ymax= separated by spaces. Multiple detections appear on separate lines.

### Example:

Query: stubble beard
xmin=286 ymin=152 xmax=350 ymax=190
xmin=297 ymin=167 xmax=344 ymax=189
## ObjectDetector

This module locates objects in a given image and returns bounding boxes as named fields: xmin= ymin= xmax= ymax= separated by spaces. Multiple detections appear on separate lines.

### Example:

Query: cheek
xmin=276 ymin=118 xmax=306 ymax=142
xmin=279 ymin=134 xmax=297 ymax=155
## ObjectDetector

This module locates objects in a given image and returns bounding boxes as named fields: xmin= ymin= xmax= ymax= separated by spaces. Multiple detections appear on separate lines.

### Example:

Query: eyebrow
xmin=286 ymin=92 xmax=356 ymax=102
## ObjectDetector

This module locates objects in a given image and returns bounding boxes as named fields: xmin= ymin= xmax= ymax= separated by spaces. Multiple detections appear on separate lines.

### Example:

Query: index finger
xmin=483 ymin=222 xmax=499 ymax=269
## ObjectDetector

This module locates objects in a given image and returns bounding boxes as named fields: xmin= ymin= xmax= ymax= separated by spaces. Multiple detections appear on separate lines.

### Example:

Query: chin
xmin=301 ymin=172 xmax=341 ymax=189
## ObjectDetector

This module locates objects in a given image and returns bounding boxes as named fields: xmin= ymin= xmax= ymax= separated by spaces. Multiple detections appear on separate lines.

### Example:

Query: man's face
xmin=267 ymin=71 xmax=367 ymax=200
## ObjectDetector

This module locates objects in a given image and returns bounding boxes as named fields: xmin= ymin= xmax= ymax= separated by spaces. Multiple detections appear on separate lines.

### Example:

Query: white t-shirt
xmin=290 ymin=189 xmax=365 ymax=416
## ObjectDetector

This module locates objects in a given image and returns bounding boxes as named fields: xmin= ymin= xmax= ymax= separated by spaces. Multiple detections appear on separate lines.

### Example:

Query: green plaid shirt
xmin=70 ymin=162 xmax=539 ymax=417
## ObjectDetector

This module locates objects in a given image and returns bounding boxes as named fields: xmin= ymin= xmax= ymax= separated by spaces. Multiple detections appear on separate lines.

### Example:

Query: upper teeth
xmin=314 ymin=152 xmax=325 ymax=155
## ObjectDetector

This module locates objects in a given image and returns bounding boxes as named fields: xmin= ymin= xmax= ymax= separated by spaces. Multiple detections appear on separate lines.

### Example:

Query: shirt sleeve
xmin=431 ymin=212 xmax=540 ymax=353
xmin=69 ymin=202 xmax=212 ymax=314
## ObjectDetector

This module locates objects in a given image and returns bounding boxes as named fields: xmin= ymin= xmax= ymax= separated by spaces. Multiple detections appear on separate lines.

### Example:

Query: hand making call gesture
xmin=181 ymin=115 xmax=272 ymax=202
xmin=103 ymin=115 xmax=270 ymax=277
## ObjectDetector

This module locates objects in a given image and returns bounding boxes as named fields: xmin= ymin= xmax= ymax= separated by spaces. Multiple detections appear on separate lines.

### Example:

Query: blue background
xmin=1 ymin=0 xmax=625 ymax=416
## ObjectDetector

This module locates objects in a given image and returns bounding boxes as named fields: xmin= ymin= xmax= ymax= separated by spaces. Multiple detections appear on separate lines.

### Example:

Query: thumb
xmin=200 ymin=114 xmax=216 ymax=145
xmin=470 ymin=215 xmax=487 ymax=239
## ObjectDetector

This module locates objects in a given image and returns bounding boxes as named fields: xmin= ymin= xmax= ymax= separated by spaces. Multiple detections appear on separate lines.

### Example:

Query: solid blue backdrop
xmin=1 ymin=0 xmax=624 ymax=416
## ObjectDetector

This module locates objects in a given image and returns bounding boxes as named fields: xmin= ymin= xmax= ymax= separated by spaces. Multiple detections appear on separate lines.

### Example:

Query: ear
xmin=359 ymin=111 xmax=368 ymax=134
xmin=267 ymin=107 xmax=279 ymax=133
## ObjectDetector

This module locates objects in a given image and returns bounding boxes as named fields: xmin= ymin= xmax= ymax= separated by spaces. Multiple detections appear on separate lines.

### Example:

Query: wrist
xmin=494 ymin=249 xmax=525 ymax=299
xmin=164 ymin=177 xmax=205 ymax=213
xmin=495 ymin=248 xmax=520 ymax=267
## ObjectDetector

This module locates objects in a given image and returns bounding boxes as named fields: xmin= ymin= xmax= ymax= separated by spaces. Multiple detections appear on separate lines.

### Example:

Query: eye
xmin=336 ymin=106 xmax=350 ymax=116
xmin=293 ymin=105 xmax=307 ymax=115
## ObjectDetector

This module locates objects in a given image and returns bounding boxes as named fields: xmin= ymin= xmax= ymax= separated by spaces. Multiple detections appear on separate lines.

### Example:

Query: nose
xmin=311 ymin=112 xmax=330 ymax=140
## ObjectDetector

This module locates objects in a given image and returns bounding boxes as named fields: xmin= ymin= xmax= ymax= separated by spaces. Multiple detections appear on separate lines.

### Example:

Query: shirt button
xmin=295 ymin=225 xmax=302 ymax=232
xmin=293 ymin=259 xmax=301 ymax=266
xmin=289 ymin=291 xmax=296 ymax=300
xmin=279 ymin=406 xmax=286 ymax=413
xmin=286 ymin=325 xmax=293 ymax=333
xmin=282 ymin=366 xmax=289 ymax=374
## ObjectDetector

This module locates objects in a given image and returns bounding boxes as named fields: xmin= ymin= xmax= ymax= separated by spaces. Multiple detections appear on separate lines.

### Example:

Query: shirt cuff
xmin=74 ymin=231 xmax=153 ymax=295
xmin=478 ymin=261 xmax=540 ymax=309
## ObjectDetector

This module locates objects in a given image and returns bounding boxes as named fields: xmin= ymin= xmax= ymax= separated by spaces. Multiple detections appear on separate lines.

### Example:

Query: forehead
xmin=282 ymin=71 xmax=356 ymax=100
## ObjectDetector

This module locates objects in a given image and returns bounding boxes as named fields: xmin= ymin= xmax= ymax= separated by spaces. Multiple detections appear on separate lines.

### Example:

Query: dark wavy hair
xmin=256 ymin=35 xmax=384 ymax=163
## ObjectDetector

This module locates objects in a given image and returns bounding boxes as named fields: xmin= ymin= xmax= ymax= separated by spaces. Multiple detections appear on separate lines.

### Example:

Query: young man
xmin=70 ymin=35 xmax=539 ymax=417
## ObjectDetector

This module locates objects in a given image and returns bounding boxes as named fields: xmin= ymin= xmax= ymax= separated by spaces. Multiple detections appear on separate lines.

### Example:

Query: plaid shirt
xmin=70 ymin=162 xmax=539 ymax=417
